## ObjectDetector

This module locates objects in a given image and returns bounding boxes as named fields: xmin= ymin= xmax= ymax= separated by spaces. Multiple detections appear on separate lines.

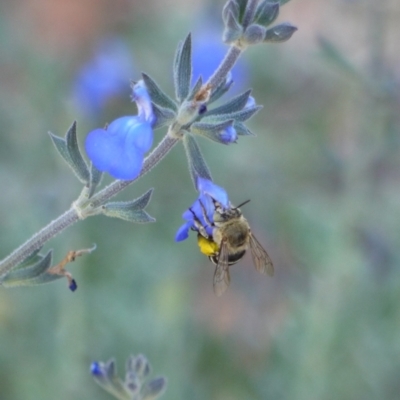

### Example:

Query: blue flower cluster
xmin=175 ymin=177 xmax=229 ymax=242
xmin=85 ymin=81 xmax=154 ymax=180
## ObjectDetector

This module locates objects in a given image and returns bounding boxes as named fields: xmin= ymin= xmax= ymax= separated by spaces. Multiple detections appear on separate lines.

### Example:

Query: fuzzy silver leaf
xmin=191 ymin=120 xmax=235 ymax=144
xmin=151 ymin=103 xmax=177 ymax=129
xmin=264 ymin=23 xmax=298 ymax=43
xmin=187 ymin=76 xmax=203 ymax=101
xmin=173 ymin=33 xmax=192 ymax=102
xmin=222 ymin=0 xmax=240 ymax=24
xmin=243 ymin=24 xmax=266 ymax=45
xmin=205 ymin=89 xmax=252 ymax=117
xmin=222 ymin=10 xmax=243 ymax=44
xmin=1 ymin=250 xmax=53 ymax=287
xmin=102 ymin=188 xmax=155 ymax=223
xmin=235 ymin=0 xmax=248 ymax=20
xmin=211 ymin=105 xmax=262 ymax=123
xmin=183 ymin=133 xmax=212 ymax=185
xmin=255 ymin=1 xmax=280 ymax=27
xmin=141 ymin=377 xmax=167 ymax=400
xmin=88 ymin=163 xmax=103 ymax=199
xmin=142 ymin=73 xmax=177 ymax=111
xmin=127 ymin=354 xmax=151 ymax=379
xmin=49 ymin=122 xmax=90 ymax=184
xmin=66 ymin=121 xmax=90 ymax=183
xmin=235 ymin=121 xmax=256 ymax=136
xmin=15 ymin=247 xmax=43 ymax=269
xmin=208 ymin=77 xmax=234 ymax=104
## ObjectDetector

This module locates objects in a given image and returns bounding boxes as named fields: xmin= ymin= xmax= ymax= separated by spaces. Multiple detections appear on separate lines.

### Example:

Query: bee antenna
xmin=235 ymin=199 xmax=251 ymax=209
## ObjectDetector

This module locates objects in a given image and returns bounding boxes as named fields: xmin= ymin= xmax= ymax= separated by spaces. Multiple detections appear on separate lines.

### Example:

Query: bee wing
xmin=213 ymin=239 xmax=231 ymax=296
xmin=249 ymin=233 xmax=274 ymax=276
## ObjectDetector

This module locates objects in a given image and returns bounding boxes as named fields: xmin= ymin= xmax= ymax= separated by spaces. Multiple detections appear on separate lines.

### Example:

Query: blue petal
xmin=220 ymin=125 xmax=237 ymax=144
xmin=90 ymin=362 xmax=104 ymax=377
xmin=131 ymin=80 xmax=154 ymax=124
xmin=182 ymin=208 xmax=195 ymax=222
xmin=190 ymin=198 xmax=209 ymax=229
xmin=199 ymin=194 xmax=215 ymax=223
xmin=108 ymin=116 xmax=153 ymax=153
xmin=175 ymin=221 xmax=192 ymax=242
xmin=245 ymin=96 xmax=256 ymax=109
xmin=85 ymin=127 xmax=144 ymax=180
xmin=197 ymin=177 xmax=229 ymax=208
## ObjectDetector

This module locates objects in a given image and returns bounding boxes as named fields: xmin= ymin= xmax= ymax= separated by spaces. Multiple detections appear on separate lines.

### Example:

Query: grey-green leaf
xmin=173 ymin=33 xmax=192 ymax=102
xmin=102 ymin=188 xmax=155 ymax=223
xmin=49 ymin=122 xmax=90 ymax=184
xmin=187 ymin=76 xmax=203 ymax=101
xmin=222 ymin=11 xmax=243 ymax=44
xmin=141 ymin=377 xmax=167 ymax=400
xmin=210 ymin=105 xmax=262 ymax=123
xmin=243 ymin=24 xmax=266 ymax=45
xmin=127 ymin=354 xmax=151 ymax=379
xmin=49 ymin=132 xmax=71 ymax=164
xmin=205 ymin=89 xmax=252 ymax=117
xmin=16 ymin=247 xmax=43 ymax=269
xmin=235 ymin=121 xmax=256 ymax=136
xmin=92 ymin=364 xmax=128 ymax=399
xmin=235 ymin=0 xmax=247 ymax=21
xmin=1 ymin=250 xmax=53 ymax=287
xmin=208 ymin=76 xmax=234 ymax=104
xmin=183 ymin=133 xmax=212 ymax=185
xmin=191 ymin=120 xmax=235 ymax=144
xmin=142 ymin=73 xmax=177 ymax=111
xmin=151 ymin=103 xmax=177 ymax=129
xmin=255 ymin=1 xmax=280 ymax=27
xmin=88 ymin=163 xmax=103 ymax=198
xmin=66 ymin=121 xmax=90 ymax=183
xmin=264 ymin=23 xmax=298 ymax=43
xmin=222 ymin=0 xmax=239 ymax=24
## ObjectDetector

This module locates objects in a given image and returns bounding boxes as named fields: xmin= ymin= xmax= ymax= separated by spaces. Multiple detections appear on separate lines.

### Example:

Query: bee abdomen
xmin=209 ymin=249 xmax=246 ymax=266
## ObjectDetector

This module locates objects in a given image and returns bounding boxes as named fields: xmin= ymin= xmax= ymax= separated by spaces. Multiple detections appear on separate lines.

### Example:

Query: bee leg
xmin=189 ymin=207 xmax=210 ymax=239
xmin=198 ymin=200 xmax=215 ymax=236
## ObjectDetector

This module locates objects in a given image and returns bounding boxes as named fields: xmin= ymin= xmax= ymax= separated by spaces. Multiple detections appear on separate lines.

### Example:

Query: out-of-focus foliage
xmin=1 ymin=0 xmax=400 ymax=399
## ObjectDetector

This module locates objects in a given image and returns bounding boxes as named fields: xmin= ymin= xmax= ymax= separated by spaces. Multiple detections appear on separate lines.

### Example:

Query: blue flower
xmin=85 ymin=81 xmax=154 ymax=180
xmin=245 ymin=96 xmax=256 ymax=109
xmin=72 ymin=37 xmax=135 ymax=116
xmin=175 ymin=178 xmax=229 ymax=242
xmin=90 ymin=362 xmax=104 ymax=377
xmin=220 ymin=125 xmax=237 ymax=144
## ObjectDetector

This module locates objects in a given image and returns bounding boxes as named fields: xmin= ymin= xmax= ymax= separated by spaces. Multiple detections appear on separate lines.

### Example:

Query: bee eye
xmin=199 ymin=104 xmax=207 ymax=115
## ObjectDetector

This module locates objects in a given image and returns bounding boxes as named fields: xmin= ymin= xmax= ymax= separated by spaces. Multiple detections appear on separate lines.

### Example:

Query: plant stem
xmin=206 ymin=45 xmax=242 ymax=90
xmin=0 ymin=135 xmax=178 ymax=278
xmin=89 ymin=135 xmax=178 ymax=208
xmin=0 ymin=209 xmax=79 ymax=279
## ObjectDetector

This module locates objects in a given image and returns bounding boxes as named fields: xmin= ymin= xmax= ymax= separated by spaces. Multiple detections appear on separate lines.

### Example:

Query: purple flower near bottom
xmin=175 ymin=178 xmax=229 ymax=242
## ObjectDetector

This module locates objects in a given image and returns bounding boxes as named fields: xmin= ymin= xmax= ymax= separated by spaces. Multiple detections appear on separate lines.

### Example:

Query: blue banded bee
xmin=191 ymin=200 xmax=274 ymax=296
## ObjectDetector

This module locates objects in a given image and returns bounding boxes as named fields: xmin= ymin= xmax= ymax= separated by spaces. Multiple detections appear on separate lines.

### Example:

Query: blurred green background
xmin=1 ymin=0 xmax=400 ymax=399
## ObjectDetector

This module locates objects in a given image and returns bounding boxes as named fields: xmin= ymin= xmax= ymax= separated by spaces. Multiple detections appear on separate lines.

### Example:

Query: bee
xmin=191 ymin=200 xmax=274 ymax=296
